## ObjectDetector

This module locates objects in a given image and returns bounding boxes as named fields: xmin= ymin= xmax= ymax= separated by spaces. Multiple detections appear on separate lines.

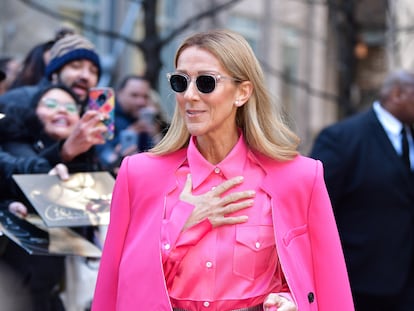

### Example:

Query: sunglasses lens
xmin=170 ymin=74 xmax=188 ymax=93
xmin=196 ymin=75 xmax=216 ymax=93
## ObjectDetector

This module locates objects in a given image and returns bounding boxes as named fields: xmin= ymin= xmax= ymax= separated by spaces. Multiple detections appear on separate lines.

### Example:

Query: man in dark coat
xmin=310 ymin=70 xmax=414 ymax=311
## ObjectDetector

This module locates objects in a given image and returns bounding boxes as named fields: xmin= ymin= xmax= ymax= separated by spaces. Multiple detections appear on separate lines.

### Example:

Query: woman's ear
xmin=235 ymin=81 xmax=253 ymax=106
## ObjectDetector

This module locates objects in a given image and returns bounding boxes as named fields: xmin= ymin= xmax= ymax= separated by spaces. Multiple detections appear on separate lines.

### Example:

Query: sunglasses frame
xmin=166 ymin=72 xmax=240 ymax=94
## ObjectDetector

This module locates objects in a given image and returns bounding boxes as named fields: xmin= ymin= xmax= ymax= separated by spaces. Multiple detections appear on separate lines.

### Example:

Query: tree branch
xmin=159 ymin=0 xmax=242 ymax=46
xmin=18 ymin=0 xmax=145 ymax=49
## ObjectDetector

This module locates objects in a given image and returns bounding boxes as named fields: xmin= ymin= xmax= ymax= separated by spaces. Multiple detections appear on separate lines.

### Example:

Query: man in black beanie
xmin=0 ymin=33 xmax=101 ymax=110
xmin=45 ymin=33 xmax=101 ymax=106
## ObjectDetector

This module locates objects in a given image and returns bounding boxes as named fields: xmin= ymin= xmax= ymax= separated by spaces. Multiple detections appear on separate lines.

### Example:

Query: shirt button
xmin=164 ymin=243 xmax=170 ymax=250
xmin=205 ymin=261 xmax=213 ymax=268
xmin=214 ymin=167 xmax=220 ymax=174
xmin=203 ymin=301 xmax=210 ymax=307
xmin=255 ymin=242 xmax=261 ymax=249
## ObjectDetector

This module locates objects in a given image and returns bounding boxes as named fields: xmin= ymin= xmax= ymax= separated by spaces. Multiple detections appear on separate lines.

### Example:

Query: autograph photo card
xmin=0 ymin=210 xmax=101 ymax=257
xmin=13 ymin=172 xmax=114 ymax=228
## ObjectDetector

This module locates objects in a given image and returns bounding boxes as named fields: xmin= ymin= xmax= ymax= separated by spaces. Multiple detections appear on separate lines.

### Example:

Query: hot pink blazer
xmin=92 ymin=149 xmax=354 ymax=311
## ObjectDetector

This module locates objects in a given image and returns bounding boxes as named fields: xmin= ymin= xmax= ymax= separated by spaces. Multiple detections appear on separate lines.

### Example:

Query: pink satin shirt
xmin=162 ymin=136 xmax=289 ymax=310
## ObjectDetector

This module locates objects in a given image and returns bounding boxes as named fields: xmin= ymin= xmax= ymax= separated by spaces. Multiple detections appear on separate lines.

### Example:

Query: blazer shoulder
xmin=258 ymin=153 xmax=322 ymax=182
xmin=287 ymin=155 xmax=322 ymax=180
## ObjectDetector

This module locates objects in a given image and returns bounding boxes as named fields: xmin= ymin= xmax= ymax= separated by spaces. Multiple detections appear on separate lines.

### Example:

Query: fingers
xmin=180 ymin=174 xmax=256 ymax=229
xmin=184 ymin=174 xmax=193 ymax=191
xmin=179 ymin=174 xmax=193 ymax=201
xmin=276 ymin=302 xmax=297 ymax=311
xmin=79 ymin=110 xmax=109 ymax=140
xmin=181 ymin=174 xmax=255 ymax=208
xmin=221 ymin=189 xmax=255 ymax=206
xmin=212 ymin=176 xmax=244 ymax=195
xmin=180 ymin=174 xmax=253 ymax=203
xmin=80 ymin=109 xmax=102 ymax=122
xmin=8 ymin=201 xmax=28 ymax=217
xmin=89 ymin=124 xmax=108 ymax=142
xmin=263 ymin=294 xmax=297 ymax=311
xmin=224 ymin=198 xmax=254 ymax=214
xmin=67 ymin=111 xmax=106 ymax=146
xmin=213 ymin=215 xmax=249 ymax=227
xmin=49 ymin=163 xmax=70 ymax=180
xmin=264 ymin=293 xmax=283 ymax=309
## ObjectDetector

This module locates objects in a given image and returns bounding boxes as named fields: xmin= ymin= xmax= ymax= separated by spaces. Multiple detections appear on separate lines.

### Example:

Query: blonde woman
xmin=93 ymin=29 xmax=353 ymax=311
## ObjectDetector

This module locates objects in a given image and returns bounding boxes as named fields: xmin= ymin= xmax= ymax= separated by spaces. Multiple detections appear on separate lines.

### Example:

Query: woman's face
xmin=174 ymin=46 xmax=241 ymax=140
xmin=36 ymin=88 xmax=80 ymax=140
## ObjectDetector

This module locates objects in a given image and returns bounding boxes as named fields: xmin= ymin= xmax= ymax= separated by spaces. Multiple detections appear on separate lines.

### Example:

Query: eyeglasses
xmin=166 ymin=72 xmax=240 ymax=94
xmin=41 ymin=98 xmax=79 ymax=114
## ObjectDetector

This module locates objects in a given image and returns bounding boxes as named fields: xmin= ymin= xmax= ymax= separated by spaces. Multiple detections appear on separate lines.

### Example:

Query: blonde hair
xmin=151 ymin=29 xmax=299 ymax=161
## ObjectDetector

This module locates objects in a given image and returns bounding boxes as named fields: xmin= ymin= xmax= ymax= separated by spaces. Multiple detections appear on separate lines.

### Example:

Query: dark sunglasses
xmin=167 ymin=72 xmax=240 ymax=94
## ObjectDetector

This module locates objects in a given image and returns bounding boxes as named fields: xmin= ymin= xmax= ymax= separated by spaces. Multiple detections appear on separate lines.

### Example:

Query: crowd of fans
xmin=0 ymin=27 xmax=169 ymax=311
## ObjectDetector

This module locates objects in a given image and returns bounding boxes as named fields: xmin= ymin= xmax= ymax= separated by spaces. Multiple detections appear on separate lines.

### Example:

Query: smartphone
xmin=139 ymin=107 xmax=156 ymax=125
xmin=88 ymin=87 xmax=115 ymax=140
xmin=119 ymin=129 xmax=138 ymax=155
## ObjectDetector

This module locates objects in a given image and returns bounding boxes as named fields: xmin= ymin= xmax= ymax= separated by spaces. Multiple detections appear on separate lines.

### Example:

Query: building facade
xmin=2 ymin=0 xmax=412 ymax=153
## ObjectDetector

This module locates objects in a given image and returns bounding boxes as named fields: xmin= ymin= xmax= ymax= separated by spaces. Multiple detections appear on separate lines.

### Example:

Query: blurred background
xmin=1 ymin=0 xmax=413 ymax=153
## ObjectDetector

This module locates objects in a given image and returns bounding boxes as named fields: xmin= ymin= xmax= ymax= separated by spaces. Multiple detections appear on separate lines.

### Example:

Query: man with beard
xmin=0 ymin=33 xmax=101 ymax=110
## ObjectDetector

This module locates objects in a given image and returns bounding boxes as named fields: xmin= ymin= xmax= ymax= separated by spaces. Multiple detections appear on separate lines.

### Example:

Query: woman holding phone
xmin=0 ymin=83 xmax=107 ymax=311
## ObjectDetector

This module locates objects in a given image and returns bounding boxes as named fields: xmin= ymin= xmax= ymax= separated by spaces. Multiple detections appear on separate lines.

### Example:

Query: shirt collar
xmin=373 ymin=100 xmax=404 ymax=135
xmin=187 ymin=133 xmax=249 ymax=188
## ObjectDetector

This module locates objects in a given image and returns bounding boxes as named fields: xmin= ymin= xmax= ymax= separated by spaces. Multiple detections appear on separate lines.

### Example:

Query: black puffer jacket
xmin=0 ymin=92 xmax=101 ymax=206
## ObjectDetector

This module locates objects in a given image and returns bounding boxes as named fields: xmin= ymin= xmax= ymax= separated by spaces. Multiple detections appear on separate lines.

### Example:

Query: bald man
xmin=310 ymin=70 xmax=414 ymax=311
